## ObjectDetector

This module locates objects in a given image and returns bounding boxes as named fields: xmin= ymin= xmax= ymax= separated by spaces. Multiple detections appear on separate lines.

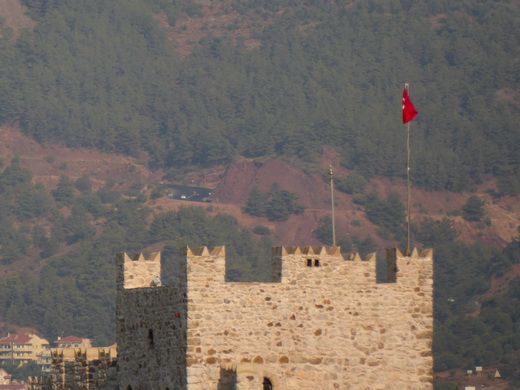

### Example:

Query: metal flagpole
xmin=329 ymin=165 xmax=336 ymax=246
xmin=405 ymin=83 xmax=412 ymax=256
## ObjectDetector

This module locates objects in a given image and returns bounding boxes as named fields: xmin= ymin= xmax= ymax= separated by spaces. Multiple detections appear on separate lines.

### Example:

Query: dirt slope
xmin=0 ymin=125 xmax=162 ymax=190
xmin=0 ymin=0 xmax=36 ymax=39
xmin=1 ymin=125 xmax=518 ymax=251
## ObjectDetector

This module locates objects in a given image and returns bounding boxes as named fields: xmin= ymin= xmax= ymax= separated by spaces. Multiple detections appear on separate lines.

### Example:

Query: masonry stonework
xmin=116 ymin=246 xmax=433 ymax=390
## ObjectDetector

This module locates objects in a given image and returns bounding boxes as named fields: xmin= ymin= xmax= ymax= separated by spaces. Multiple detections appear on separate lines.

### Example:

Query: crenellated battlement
xmin=116 ymin=251 xmax=161 ymax=290
xmin=386 ymin=247 xmax=433 ymax=259
xmin=386 ymin=247 xmax=433 ymax=283
xmin=175 ymin=245 xmax=432 ymax=286
xmin=181 ymin=246 xmax=226 ymax=257
xmin=116 ymin=246 xmax=433 ymax=289
xmin=272 ymin=246 xmax=342 ymax=256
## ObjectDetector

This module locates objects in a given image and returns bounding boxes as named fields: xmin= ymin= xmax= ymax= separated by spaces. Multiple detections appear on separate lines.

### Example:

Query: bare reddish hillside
xmin=153 ymin=0 xmax=275 ymax=56
xmin=0 ymin=125 xmax=163 ymax=190
xmin=214 ymin=159 xmax=330 ymax=208
xmin=203 ymin=153 xmax=518 ymax=249
xmin=372 ymin=177 xmax=519 ymax=247
xmin=0 ymin=0 xmax=36 ymax=40
xmin=0 ymin=125 xmax=517 ymax=250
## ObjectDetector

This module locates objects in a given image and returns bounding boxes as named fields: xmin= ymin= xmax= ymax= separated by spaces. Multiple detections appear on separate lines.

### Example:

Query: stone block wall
xmin=116 ymin=252 xmax=162 ymax=289
xmin=116 ymin=252 xmax=187 ymax=389
xmin=116 ymin=246 xmax=433 ymax=390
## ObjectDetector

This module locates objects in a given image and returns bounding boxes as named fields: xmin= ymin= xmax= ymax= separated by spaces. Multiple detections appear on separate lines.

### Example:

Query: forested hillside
xmin=0 ymin=0 xmax=518 ymax=192
xmin=0 ymin=0 xmax=519 ymax=387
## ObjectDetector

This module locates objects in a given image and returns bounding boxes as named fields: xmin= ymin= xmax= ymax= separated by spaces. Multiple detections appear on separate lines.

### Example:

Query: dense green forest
xmin=243 ymin=183 xmax=304 ymax=221
xmin=0 ymin=0 xmax=518 ymax=192
xmin=0 ymin=0 xmax=519 ymax=386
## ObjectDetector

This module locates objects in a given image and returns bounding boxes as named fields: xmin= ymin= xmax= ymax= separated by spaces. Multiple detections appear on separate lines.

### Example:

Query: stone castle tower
xmin=116 ymin=247 xmax=433 ymax=389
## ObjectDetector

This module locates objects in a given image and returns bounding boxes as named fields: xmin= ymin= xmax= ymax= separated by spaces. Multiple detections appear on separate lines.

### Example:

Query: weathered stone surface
xmin=116 ymin=247 xmax=434 ymax=389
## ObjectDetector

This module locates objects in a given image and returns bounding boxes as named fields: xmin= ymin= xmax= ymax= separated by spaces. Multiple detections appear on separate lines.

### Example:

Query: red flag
xmin=402 ymin=89 xmax=418 ymax=123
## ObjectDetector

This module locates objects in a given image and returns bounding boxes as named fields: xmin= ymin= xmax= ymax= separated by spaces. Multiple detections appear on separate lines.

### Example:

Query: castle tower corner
xmin=185 ymin=245 xmax=226 ymax=283
xmin=116 ymin=251 xmax=162 ymax=290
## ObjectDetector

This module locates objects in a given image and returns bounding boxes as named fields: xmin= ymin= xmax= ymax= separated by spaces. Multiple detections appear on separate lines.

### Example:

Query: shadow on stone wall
xmin=217 ymin=368 xmax=237 ymax=390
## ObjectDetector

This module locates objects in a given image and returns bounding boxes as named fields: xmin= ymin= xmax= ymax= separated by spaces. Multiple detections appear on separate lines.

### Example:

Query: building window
xmin=148 ymin=329 xmax=154 ymax=348
xmin=263 ymin=377 xmax=273 ymax=390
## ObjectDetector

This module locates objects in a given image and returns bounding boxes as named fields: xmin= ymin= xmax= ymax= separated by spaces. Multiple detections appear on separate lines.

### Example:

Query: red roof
xmin=0 ymin=334 xmax=31 ymax=345
xmin=54 ymin=336 xmax=85 ymax=344
xmin=0 ymin=384 xmax=28 ymax=390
